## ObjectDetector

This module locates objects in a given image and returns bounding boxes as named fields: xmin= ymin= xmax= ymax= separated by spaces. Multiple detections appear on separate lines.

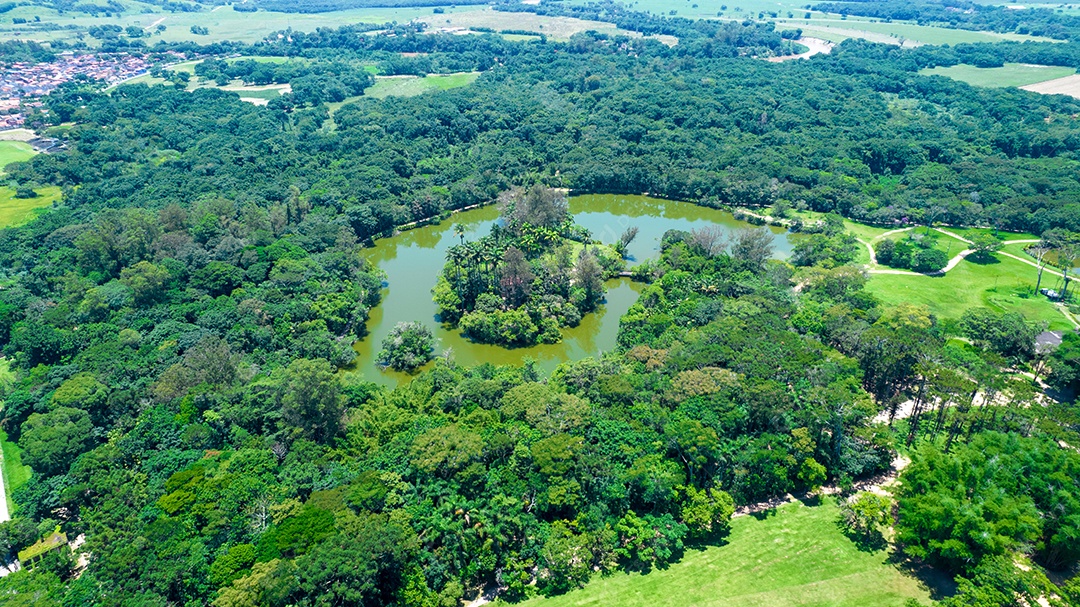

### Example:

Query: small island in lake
xmin=433 ymin=186 xmax=625 ymax=347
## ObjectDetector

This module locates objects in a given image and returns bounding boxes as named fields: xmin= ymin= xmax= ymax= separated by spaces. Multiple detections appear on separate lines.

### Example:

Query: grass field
xmin=0 ymin=358 xmax=27 ymax=515
xmin=417 ymin=8 xmax=664 ymax=42
xmin=867 ymin=253 xmax=1073 ymax=330
xmin=920 ymin=63 xmax=1077 ymax=88
xmin=365 ymin=72 xmax=480 ymax=99
xmin=0 ymin=141 xmax=36 ymax=174
xmin=775 ymin=18 xmax=1055 ymax=46
xmin=516 ymin=499 xmax=938 ymax=607
xmin=0 ymin=185 xmax=61 ymax=229
xmin=0 ymin=429 xmax=31 ymax=515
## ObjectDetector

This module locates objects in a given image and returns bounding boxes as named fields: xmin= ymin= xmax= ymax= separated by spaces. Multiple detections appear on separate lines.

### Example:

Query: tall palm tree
xmin=454 ymin=223 xmax=467 ymax=246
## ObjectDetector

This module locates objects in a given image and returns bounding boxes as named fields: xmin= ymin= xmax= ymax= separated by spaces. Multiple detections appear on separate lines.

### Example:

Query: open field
xmin=417 ymin=8 xmax=672 ymax=43
xmin=0 ymin=141 xmax=36 ymax=173
xmin=365 ymin=72 xmax=480 ymax=99
xmin=0 ymin=185 xmax=61 ymax=229
xmin=0 ymin=429 xmax=32 ymax=516
xmin=775 ymin=18 xmax=1056 ymax=46
xmin=1021 ymin=73 xmax=1080 ymax=99
xmin=0 ymin=3 xmax=484 ymax=45
xmin=921 ymin=63 xmax=1077 ymax=88
xmin=866 ymin=253 xmax=1074 ymax=330
xmin=517 ymin=499 xmax=937 ymax=607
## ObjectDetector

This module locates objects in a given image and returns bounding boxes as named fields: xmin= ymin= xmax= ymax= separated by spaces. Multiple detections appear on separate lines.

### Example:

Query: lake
xmin=346 ymin=194 xmax=793 ymax=386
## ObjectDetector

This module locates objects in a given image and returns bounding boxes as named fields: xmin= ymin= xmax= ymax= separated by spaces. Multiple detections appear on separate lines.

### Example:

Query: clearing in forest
xmin=0 ymin=141 xmax=35 ymax=173
xmin=920 ymin=63 xmax=1077 ymax=88
xmin=365 ymin=72 xmax=481 ymax=99
xmin=517 ymin=499 xmax=938 ymax=607
xmin=0 ymin=185 xmax=61 ymax=229
xmin=1021 ymin=73 xmax=1080 ymax=99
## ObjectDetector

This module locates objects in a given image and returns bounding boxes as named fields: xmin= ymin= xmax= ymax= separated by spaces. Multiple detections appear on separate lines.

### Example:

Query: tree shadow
xmin=835 ymin=519 xmax=888 ymax=553
xmin=888 ymin=553 xmax=958 ymax=601
xmin=797 ymin=493 xmax=822 ymax=508
xmin=750 ymin=507 xmax=778 ymax=521
xmin=966 ymin=254 xmax=1001 ymax=265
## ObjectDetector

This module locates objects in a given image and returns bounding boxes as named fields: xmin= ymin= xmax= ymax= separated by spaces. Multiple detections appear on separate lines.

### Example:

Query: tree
xmin=959 ymin=308 xmax=1043 ymax=362
xmin=376 ymin=322 xmax=435 ymax=373
xmin=678 ymin=486 xmax=735 ymax=539
xmin=573 ymin=249 xmax=605 ymax=311
xmin=498 ymin=246 xmax=534 ymax=307
xmin=278 ymin=358 xmax=345 ymax=443
xmin=20 ymin=407 xmax=94 ymax=476
xmin=911 ymin=248 xmax=948 ymax=273
xmin=968 ymin=232 xmax=1002 ymax=261
xmin=292 ymin=515 xmax=416 ymax=607
xmin=119 ymin=260 xmax=170 ymax=306
xmin=730 ymin=228 xmax=774 ymax=271
xmin=840 ymin=492 xmax=892 ymax=540
xmin=1028 ymin=244 xmax=1050 ymax=294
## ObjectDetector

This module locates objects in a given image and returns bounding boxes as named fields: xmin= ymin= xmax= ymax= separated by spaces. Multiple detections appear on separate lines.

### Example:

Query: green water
xmin=346 ymin=194 xmax=793 ymax=386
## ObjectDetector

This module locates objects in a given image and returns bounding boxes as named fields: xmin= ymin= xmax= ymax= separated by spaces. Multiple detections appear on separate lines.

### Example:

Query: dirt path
xmin=143 ymin=17 xmax=166 ymax=30
xmin=857 ymin=238 xmax=877 ymax=265
xmin=733 ymin=456 xmax=909 ymax=518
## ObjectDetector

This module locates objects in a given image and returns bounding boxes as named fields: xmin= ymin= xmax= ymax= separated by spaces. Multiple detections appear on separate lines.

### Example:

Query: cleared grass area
xmin=517 ymin=499 xmax=937 ymax=607
xmin=0 ymin=430 xmax=30 ymax=515
xmin=0 ymin=185 xmax=61 ymax=229
xmin=867 ymin=253 xmax=1073 ymax=330
xmin=775 ymin=17 xmax=1055 ymax=45
xmin=920 ymin=63 xmax=1077 ymax=88
xmin=365 ymin=72 xmax=480 ymax=99
xmin=0 ymin=141 xmax=36 ymax=173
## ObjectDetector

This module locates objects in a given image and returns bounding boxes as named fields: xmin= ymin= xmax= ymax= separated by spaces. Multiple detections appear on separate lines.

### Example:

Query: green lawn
xmin=867 ymin=253 xmax=1073 ymax=330
xmin=919 ymin=63 xmax=1077 ymax=88
xmin=0 ymin=358 xmax=29 ymax=515
xmin=0 ymin=185 xmax=61 ymax=229
xmin=0 ymin=429 xmax=30 ymax=515
xmin=365 ymin=72 xmax=480 ymax=99
xmin=0 ymin=141 xmax=36 ymax=173
xmin=516 ymin=499 xmax=937 ymax=607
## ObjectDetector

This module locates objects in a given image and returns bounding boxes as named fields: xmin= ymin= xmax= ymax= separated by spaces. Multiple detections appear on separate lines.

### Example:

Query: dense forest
xmin=0 ymin=12 xmax=1079 ymax=607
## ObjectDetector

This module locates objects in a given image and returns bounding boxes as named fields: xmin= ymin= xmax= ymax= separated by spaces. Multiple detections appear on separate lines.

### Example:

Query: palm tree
xmin=454 ymin=223 xmax=466 ymax=246
xmin=446 ymin=245 xmax=466 ymax=286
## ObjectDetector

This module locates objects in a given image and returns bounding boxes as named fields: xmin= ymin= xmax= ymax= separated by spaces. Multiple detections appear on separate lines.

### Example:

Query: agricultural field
xmin=920 ymin=63 xmax=1077 ymax=88
xmin=417 ymin=8 xmax=666 ymax=42
xmin=1021 ymin=73 xmax=1080 ymax=99
xmin=518 ymin=499 xmax=938 ymax=607
xmin=0 ymin=185 xmax=61 ymax=229
xmin=0 ymin=3 xmax=483 ymax=45
xmin=0 ymin=141 xmax=36 ymax=174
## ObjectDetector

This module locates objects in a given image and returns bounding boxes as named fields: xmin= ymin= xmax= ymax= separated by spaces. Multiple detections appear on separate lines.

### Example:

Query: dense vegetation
xmin=435 ymin=187 xmax=621 ymax=347
xmin=0 ymin=12 xmax=1080 ymax=607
